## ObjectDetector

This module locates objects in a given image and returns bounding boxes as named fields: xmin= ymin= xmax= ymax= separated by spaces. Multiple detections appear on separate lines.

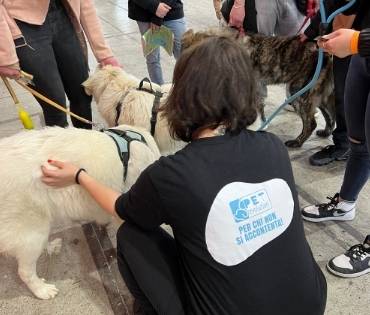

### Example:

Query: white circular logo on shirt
xmin=205 ymin=179 xmax=294 ymax=266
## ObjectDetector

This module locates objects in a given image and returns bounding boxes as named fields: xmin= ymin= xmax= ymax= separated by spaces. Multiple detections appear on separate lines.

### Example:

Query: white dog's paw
xmin=33 ymin=282 xmax=59 ymax=299
xmin=47 ymin=238 xmax=62 ymax=255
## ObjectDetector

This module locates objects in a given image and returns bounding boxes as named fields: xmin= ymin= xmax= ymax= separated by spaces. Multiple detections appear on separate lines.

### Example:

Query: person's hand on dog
xmin=229 ymin=1 xmax=245 ymax=32
xmin=156 ymin=2 xmax=171 ymax=18
xmin=318 ymin=29 xmax=358 ymax=58
xmin=41 ymin=159 xmax=82 ymax=188
xmin=100 ymin=56 xmax=122 ymax=68
xmin=0 ymin=65 xmax=21 ymax=79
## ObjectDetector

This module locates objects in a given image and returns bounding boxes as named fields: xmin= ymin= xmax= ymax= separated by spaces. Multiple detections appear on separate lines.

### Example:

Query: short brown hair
xmin=162 ymin=35 xmax=258 ymax=142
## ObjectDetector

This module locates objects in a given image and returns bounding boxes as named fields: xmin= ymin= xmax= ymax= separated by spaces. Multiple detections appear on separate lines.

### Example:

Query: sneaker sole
xmin=309 ymin=157 xmax=348 ymax=167
xmin=309 ymin=152 xmax=350 ymax=167
xmin=326 ymin=263 xmax=370 ymax=278
xmin=302 ymin=214 xmax=355 ymax=223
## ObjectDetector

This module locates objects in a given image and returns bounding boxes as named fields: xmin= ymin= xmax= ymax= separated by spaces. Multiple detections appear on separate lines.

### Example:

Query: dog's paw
xmin=285 ymin=140 xmax=302 ymax=148
xmin=33 ymin=282 xmax=59 ymax=299
xmin=47 ymin=238 xmax=62 ymax=255
xmin=316 ymin=129 xmax=331 ymax=138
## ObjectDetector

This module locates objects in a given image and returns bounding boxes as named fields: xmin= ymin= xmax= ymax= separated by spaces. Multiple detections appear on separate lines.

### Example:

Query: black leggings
xmin=15 ymin=0 xmax=92 ymax=129
xmin=340 ymin=55 xmax=370 ymax=201
xmin=116 ymin=223 xmax=186 ymax=315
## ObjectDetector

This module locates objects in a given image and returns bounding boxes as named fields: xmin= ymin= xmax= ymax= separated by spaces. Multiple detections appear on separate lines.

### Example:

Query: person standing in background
xmin=0 ymin=0 xmax=120 ymax=129
xmin=128 ymin=0 xmax=186 ymax=85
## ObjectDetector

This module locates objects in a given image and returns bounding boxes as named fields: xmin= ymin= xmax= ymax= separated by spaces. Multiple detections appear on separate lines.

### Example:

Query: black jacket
xmin=295 ymin=0 xmax=309 ymax=16
xmin=359 ymin=28 xmax=370 ymax=57
xmin=304 ymin=0 xmax=370 ymax=39
xmin=128 ymin=0 xmax=184 ymax=26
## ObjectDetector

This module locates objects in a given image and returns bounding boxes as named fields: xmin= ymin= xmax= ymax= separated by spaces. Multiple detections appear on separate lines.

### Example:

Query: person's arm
xmin=318 ymin=28 xmax=370 ymax=58
xmin=0 ymin=1 xmax=20 ymax=78
xmin=358 ymin=28 xmax=370 ymax=57
xmin=79 ymin=0 xmax=120 ymax=67
xmin=131 ymin=0 xmax=171 ymax=26
xmin=302 ymin=0 xmax=356 ymax=41
xmin=41 ymin=160 xmax=120 ymax=216
xmin=229 ymin=0 xmax=245 ymax=32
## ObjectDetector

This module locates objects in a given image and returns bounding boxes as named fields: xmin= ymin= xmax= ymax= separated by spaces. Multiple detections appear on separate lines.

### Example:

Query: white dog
xmin=0 ymin=125 xmax=160 ymax=299
xmin=83 ymin=66 xmax=186 ymax=155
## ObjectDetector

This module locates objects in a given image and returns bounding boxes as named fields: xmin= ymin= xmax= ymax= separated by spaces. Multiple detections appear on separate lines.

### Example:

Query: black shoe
xmin=327 ymin=235 xmax=370 ymax=278
xmin=309 ymin=145 xmax=350 ymax=166
xmin=301 ymin=193 xmax=356 ymax=222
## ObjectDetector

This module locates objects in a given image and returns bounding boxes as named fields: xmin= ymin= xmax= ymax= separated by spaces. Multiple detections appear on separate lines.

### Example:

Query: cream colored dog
xmin=83 ymin=66 xmax=186 ymax=155
xmin=0 ymin=125 xmax=160 ymax=299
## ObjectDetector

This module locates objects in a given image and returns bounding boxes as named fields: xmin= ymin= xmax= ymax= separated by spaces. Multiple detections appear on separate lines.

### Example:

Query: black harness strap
xmin=115 ymin=101 xmax=123 ymax=127
xmin=137 ymin=77 xmax=164 ymax=136
xmin=102 ymin=128 xmax=147 ymax=181
xmin=114 ymin=90 xmax=131 ymax=127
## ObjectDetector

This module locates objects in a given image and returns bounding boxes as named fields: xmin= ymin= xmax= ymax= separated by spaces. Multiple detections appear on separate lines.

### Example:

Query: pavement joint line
xmin=106 ymin=0 xmax=128 ymax=11
xmin=0 ymin=112 xmax=43 ymax=125
xmin=99 ymin=15 xmax=126 ymax=34
xmin=296 ymin=184 xmax=364 ymax=244
xmin=82 ymin=222 xmax=130 ymax=315
xmin=105 ymin=32 xmax=139 ymax=39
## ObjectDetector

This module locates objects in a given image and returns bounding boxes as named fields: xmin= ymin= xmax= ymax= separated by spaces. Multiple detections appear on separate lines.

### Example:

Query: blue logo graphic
xmin=229 ymin=190 xmax=272 ymax=223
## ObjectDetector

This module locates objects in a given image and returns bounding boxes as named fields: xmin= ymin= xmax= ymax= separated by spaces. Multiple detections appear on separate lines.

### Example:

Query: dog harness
xmin=114 ymin=77 xmax=163 ymax=136
xmin=102 ymin=128 xmax=147 ymax=181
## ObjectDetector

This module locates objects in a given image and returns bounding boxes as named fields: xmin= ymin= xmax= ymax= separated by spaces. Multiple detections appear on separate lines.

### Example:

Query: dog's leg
xmin=285 ymin=97 xmax=317 ymax=148
xmin=16 ymin=226 xmax=59 ymax=299
xmin=316 ymin=93 xmax=336 ymax=138
xmin=316 ymin=106 xmax=335 ymax=138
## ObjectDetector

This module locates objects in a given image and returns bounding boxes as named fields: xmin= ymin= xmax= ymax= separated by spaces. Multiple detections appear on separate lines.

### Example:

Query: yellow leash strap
xmin=15 ymin=79 xmax=96 ymax=127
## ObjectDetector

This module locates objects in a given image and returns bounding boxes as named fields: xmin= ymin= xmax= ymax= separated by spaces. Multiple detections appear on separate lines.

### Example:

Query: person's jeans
xmin=255 ymin=0 xmax=305 ymax=36
xmin=332 ymin=56 xmax=351 ymax=148
xmin=116 ymin=222 xmax=186 ymax=314
xmin=339 ymin=55 xmax=370 ymax=201
xmin=137 ymin=18 xmax=186 ymax=85
xmin=15 ymin=0 xmax=92 ymax=129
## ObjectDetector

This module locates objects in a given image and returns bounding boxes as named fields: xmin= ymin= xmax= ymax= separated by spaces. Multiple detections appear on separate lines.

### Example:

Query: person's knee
xmin=146 ymin=51 xmax=160 ymax=65
xmin=348 ymin=137 xmax=369 ymax=156
xmin=349 ymin=137 xmax=362 ymax=144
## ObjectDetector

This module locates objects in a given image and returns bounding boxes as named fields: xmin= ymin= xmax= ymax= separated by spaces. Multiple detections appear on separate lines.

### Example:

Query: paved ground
xmin=0 ymin=1 xmax=369 ymax=314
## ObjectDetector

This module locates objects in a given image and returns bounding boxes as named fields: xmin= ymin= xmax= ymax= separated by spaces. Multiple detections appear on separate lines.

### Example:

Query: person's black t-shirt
xmin=116 ymin=130 xmax=327 ymax=315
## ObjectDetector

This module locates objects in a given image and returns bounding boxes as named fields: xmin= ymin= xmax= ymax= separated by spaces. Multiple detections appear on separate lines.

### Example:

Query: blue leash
xmin=257 ymin=0 xmax=357 ymax=131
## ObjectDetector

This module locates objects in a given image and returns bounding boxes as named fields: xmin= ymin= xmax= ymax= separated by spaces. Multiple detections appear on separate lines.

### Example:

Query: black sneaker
xmin=309 ymin=145 xmax=350 ymax=166
xmin=327 ymin=235 xmax=370 ymax=278
xmin=301 ymin=193 xmax=356 ymax=222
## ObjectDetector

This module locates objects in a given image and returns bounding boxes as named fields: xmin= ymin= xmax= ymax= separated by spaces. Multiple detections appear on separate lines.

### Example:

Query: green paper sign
xmin=142 ymin=26 xmax=174 ymax=57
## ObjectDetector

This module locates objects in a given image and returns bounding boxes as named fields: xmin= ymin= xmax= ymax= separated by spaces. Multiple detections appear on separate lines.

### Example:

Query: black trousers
xmin=332 ymin=55 xmax=351 ymax=148
xmin=340 ymin=55 xmax=370 ymax=201
xmin=116 ymin=223 xmax=186 ymax=315
xmin=15 ymin=0 xmax=92 ymax=129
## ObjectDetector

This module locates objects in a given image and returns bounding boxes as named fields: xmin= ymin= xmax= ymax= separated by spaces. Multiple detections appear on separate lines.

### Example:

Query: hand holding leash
xmin=318 ymin=29 xmax=359 ymax=58
xmin=0 ymin=64 xmax=21 ymax=79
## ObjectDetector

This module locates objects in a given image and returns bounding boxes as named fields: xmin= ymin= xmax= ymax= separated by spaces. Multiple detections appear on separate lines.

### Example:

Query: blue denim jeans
xmin=137 ymin=18 xmax=186 ymax=85
xmin=339 ymin=55 xmax=370 ymax=201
